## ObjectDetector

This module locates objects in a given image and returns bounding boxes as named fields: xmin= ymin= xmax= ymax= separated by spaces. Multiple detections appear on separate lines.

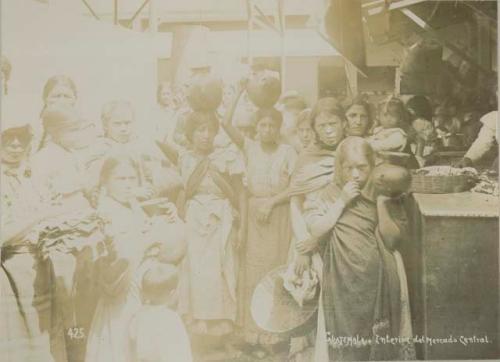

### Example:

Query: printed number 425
xmin=67 ymin=327 xmax=85 ymax=340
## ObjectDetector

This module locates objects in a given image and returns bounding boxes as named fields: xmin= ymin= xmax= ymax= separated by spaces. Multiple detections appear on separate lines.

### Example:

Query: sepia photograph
xmin=0 ymin=0 xmax=498 ymax=361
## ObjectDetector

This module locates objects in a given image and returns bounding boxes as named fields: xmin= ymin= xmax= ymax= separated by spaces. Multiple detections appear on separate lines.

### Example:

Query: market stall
xmin=404 ymin=191 xmax=499 ymax=360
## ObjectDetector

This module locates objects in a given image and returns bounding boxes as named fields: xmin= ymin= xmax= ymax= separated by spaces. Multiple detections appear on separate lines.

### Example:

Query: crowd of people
xmin=1 ymin=53 xmax=498 ymax=362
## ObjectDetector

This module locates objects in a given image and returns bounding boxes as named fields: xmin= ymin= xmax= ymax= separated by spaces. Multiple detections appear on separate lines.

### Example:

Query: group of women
xmin=1 ymin=54 xmax=496 ymax=362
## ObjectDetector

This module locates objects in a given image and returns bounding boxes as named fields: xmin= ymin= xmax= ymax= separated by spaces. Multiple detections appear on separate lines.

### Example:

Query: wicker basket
xmin=410 ymin=173 xmax=477 ymax=194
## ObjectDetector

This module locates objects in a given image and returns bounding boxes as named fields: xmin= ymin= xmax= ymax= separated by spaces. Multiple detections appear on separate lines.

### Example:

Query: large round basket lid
xmin=251 ymin=265 xmax=319 ymax=334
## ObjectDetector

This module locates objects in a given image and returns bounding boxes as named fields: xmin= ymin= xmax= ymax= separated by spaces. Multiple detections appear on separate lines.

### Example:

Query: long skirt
xmin=178 ymin=195 xmax=237 ymax=336
xmin=238 ymin=198 xmax=291 ymax=345
xmin=319 ymin=197 xmax=415 ymax=361
xmin=0 ymin=249 xmax=67 ymax=362
xmin=85 ymin=262 xmax=143 ymax=362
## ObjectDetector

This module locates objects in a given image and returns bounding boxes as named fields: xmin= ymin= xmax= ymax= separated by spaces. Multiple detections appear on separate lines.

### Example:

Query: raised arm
xmin=221 ymin=81 xmax=247 ymax=149
xmin=155 ymin=139 xmax=179 ymax=165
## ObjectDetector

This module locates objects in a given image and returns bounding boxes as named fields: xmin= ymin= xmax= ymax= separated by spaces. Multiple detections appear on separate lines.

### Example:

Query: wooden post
xmin=113 ymin=0 xmax=118 ymax=25
xmin=279 ymin=0 xmax=286 ymax=90
xmin=149 ymin=0 xmax=158 ymax=33
xmin=344 ymin=61 xmax=358 ymax=98
xmin=246 ymin=0 xmax=253 ymax=66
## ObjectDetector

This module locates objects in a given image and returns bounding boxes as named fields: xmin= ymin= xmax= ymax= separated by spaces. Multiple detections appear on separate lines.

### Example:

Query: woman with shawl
xmin=315 ymin=137 xmax=415 ymax=361
xmin=286 ymin=97 xmax=346 ymax=361
xmin=0 ymin=117 xmax=67 ymax=362
xmin=157 ymin=111 xmax=246 ymax=357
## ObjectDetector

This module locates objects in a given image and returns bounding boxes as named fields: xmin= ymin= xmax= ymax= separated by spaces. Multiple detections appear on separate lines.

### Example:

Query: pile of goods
xmin=471 ymin=171 xmax=499 ymax=196
xmin=414 ymin=165 xmax=478 ymax=177
xmin=282 ymin=262 xmax=319 ymax=308
xmin=410 ymin=166 xmax=478 ymax=194
xmin=37 ymin=209 xmax=105 ymax=259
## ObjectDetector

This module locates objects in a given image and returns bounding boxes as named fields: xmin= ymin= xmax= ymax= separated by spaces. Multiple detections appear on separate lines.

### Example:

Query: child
xmin=368 ymin=97 xmax=420 ymax=168
xmin=295 ymin=108 xmax=314 ymax=153
xmin=368 ymin=97 xmax=410 ymax=153
xmin=222 ymin=79 xmax=297 ymax=358
xmin=129 ymin=263 xmax=192 ymax=362
xmin=86 ymin=154 xmax=183 ymax=362
xmin=315 ymin=137 xmax=415 ymax=361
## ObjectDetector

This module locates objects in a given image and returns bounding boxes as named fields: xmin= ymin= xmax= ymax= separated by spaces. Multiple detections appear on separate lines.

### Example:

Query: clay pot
xmin=372 ymin=163 xmax=411 ymax=197
xmin=150 ymin=220 xmax=186 ymax=265
xmin=247 ymin=71 xmax=282 ymax=109
xmin=186 ymin=73 xmax=223 ymax=112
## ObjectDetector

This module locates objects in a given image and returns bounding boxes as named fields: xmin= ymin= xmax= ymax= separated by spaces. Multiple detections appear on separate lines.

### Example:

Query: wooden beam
xmin=149 ymin=0 xmax=158 ymax=33
xmin=81 ymin=0 xmax=100 ymax=20
xmin=128 ymin=0 xmax=149 ymax=26
xmin=253 ymin=4 xmax=281 ymax=35
xmin=316 ymin=30 xmax=367 ymax=78
xmin=113 ymin=0 xmax=118 ymax=25
xmin=367 ymin=0 xmax=427 ymax=16
xmin=400 ymin=8 xmax=493 ymax=76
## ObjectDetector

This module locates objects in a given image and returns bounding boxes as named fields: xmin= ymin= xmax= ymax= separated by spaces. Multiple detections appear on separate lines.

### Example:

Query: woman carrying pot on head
xmin=157 ymin=110 xmax=246 ymax=357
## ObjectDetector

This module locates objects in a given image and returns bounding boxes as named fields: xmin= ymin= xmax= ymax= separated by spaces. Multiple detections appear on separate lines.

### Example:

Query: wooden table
xmin=404 ymin=192 xmax=499 ymax=360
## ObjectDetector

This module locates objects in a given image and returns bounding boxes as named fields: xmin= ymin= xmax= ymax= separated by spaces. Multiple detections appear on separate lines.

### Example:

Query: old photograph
xmin=0 ymin=0 xmax=498 ymax=361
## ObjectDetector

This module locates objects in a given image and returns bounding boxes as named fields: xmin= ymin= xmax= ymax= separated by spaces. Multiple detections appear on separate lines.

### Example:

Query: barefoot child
xmin=129 ymin=263 xmax=192 ymax=362
xmin=222 ymin=79 xmax=297 ymax=358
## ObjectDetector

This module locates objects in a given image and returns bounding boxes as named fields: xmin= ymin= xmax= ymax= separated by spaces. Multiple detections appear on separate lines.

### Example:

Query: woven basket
xmin=410 ymin=173 xmax=477 ymax=194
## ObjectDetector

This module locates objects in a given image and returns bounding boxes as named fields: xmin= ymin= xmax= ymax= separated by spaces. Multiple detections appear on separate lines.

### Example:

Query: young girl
xmin=162 ymin=111 xmax=245 ymax=358
xmin=368 ymin=97 xmax=419 ymax=168
xmin=368 ymin=97 xmax=409 ymax=153
xmin=295 ymin=108 xmax=314 ymax=153
xmin=129 ymin=263 xmax=192 ymax=362
xmin=86 ymin=154 xmax=183 ymax=362
xmin=315 ymin=137 xmax=415 ymax=361
xmin=222 ymin=80 xmax=297 ymax=357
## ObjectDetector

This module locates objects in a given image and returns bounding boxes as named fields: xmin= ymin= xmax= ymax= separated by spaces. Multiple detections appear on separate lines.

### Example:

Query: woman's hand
xmin=158 ymin=201 xmax=178 ymax=223
xmin=296 ymin=237 xmax=319 ymax=255
xmin=294 ymin=254 xmax=311 ymax=276
xmin=132 ymin=186 xmax=156 ymax=201
xmin=377 ymin=194 xmax=395 ymax=204
xmin=340 ymin=181 xmax=360 ymax=205
xmin=237 ymin=77 xmax=249 ymax=94
xmin=256 ymin=199 xmax=275 ymax=223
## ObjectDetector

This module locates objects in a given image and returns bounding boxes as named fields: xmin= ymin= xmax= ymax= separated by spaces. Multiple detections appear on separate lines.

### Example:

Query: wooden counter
xmin=404 ymin=192 xmax=499 ymax=360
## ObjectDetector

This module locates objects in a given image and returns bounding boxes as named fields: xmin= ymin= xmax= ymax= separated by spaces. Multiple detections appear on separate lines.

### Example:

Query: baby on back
xmin=129 ymin=263 xmax=192 ymax=362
